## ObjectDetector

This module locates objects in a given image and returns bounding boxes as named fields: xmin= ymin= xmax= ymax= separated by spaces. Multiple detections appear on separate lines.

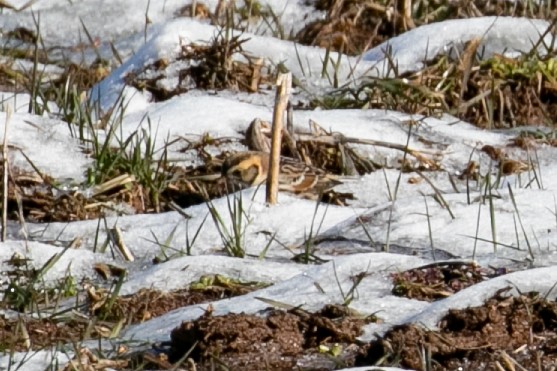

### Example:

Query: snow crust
xmin=1 ymin=4 xmax=557 ymax=370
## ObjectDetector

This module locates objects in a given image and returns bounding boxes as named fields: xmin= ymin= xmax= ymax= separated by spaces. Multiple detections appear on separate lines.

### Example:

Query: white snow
xmin=364 ymin=17 xmax=554 ymax=75
xmin=1 ymin=2 xmax=557 ymax=370
xmin=0 ymin=112 xmax=90 ymax=180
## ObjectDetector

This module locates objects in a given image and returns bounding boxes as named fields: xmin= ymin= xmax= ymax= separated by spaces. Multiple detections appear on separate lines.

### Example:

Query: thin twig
xmin=296 ymin=131 xmax=442 ymax=154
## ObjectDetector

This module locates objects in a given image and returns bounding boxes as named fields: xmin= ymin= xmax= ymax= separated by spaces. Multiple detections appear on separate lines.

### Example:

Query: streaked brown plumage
xmin=221 ymin=151 xmax=340 ymax=195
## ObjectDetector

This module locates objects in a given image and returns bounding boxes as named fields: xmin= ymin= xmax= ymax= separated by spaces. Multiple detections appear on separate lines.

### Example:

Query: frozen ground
xmin=1 ymin=1 xmax=557 ymax=370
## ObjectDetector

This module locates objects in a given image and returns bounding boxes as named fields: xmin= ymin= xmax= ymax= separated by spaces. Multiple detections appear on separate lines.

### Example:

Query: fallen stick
xmin=295 ymin=121 xmax=445 ymax=168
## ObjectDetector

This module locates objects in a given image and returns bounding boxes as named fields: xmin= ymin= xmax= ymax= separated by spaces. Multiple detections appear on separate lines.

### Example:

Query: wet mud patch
xmin=359 ymin=288 xmax=557 ymax=370
xmin=164 ymin=304 xmax=375 ymax=370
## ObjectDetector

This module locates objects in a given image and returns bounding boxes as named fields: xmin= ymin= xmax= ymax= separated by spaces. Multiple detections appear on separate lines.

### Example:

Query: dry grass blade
xmin=2 ymin=107 xmax=11 ymax=242
xmin=0 ymin=0 xmax=17 ymax=9
xmin=79 ymin=17 xmax=102 ymax=62
xmin=415 ymin=170 xmax=455 ymax=219
xmin=0 ymin=0 xmax=38 ymax=11
xmin=458 ymin=37 xmax=482 ymax=100
xmin=91 ymin=173 xmax=136 ymax=197
xmin=108 ymin=226 xmax=134 ymax=262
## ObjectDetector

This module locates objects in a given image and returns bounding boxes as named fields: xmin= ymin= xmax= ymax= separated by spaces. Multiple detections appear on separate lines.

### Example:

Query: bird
xmin=221 ymin=151 xmax=341 ymax=196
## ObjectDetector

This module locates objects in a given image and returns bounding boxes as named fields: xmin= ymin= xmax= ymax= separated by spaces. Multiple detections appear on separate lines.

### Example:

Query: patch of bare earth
xmin=359 ymin=288 xmax=557 ymax=370
xmin=0 ymin=277 xmax=264 ymax=356
xmin=93 ymin=277 xmax=270 ymax=323
xmin=391 ymin=262 xmax=506 ymax=302
xmin=0 ymin=317 xmax=98 ymax=353
xmin=161 ymin=304 xmax=375 ymax=370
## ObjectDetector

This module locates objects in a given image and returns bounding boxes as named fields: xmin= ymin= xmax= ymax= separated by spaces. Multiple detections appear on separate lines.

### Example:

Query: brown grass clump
xmin=126 ymin=29 xmax=270 ymax=102
xmin=322 ymin=44 xmax=557 ymax=129
xmin=297 ymin=0 xmax=557 ymax=55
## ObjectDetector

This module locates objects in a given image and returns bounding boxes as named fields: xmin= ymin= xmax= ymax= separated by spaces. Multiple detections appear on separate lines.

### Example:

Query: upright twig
xmin=192 ymin=0 xmax=198 ymax=17
xmin=2 ymin=107 xmax=12 ymax=242
xmin=28 ymin=10 xmax=40 ymax=115
xmin=266 ymin=72 xmax=291 ymax=204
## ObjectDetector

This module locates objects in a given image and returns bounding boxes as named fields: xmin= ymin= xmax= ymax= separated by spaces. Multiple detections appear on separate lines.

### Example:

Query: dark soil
xmin=5 ymin=260 xmax=557 ymax=371
xmin=391 ymin=261 xmax=507 ymax=302
xmin=165 ymin=304 xmax=374 ymax=371
xmin=0 ymin=279 xmax=265 ymax=352
xmin=359 ymin=288 xmax=557 ymax=370
xmin=95 ymin=278 xmax=270 ymax=323
xmin=126 ymin=288 xmax=557 ymax=370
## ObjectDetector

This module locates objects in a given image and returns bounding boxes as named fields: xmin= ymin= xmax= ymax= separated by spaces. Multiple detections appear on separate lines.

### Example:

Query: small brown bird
xmin=221 ymin=151 xmax=340 ymax=195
